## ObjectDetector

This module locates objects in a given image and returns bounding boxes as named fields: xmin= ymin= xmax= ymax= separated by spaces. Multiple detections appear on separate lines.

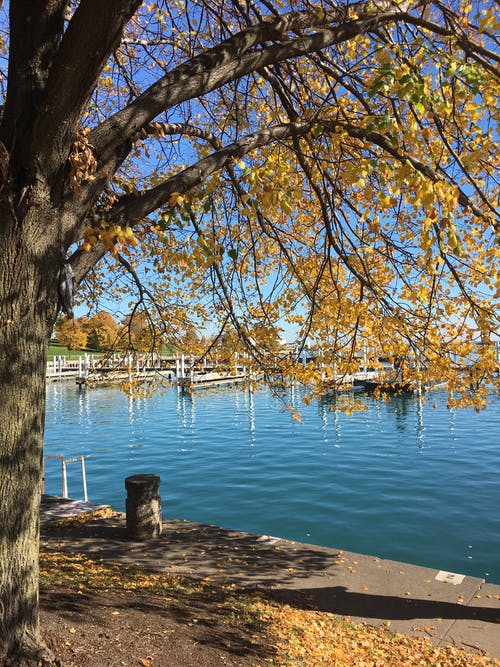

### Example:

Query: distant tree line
xmin=54 ymin=311 xmax=172 ymax=352
xmin=55 ymin=311 xmax=118 ymax=351
xmin=54 ymin=313 xmax=280 ymax=365
xmin=54 ymin=311 xmax=209 ymax=354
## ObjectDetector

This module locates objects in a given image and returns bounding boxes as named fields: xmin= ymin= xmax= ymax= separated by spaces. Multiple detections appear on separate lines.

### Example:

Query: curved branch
xmin=70 ymin=119 xmax=322 ymax=284
xmin=89 ymin=1 xmax=427 ymax=168
xmin=110 ymin=120 xmax=315 ymax=224
xmin=70 ymin=107 xmax=498 ymax=285
xmin=31 ymin=0 xmax=141 ymax=180
xmin=142 ymin=121 xmax=223 ymax=147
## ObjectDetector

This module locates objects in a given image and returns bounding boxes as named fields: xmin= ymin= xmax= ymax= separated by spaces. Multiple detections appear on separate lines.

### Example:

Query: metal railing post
xmin=61 ymin=457 xmax=68 ymax=498
xmin=43 ymin=453 xmax=88 ymax=502
xmin=80 ymin=457 xmax=88 ymax=502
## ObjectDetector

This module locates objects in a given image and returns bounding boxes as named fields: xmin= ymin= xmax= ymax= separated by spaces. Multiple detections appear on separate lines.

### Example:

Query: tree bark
xmin=0 ymin=198 xmax=60 ymax=665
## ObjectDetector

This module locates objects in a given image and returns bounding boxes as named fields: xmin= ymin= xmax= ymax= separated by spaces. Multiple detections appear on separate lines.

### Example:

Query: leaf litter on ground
xmin=39 ymin=546 xmax=500 ymax=667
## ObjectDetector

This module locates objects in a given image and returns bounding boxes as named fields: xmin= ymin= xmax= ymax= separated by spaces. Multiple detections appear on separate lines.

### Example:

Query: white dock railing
xmin=42 ymin=453 xmax=88 ymax=502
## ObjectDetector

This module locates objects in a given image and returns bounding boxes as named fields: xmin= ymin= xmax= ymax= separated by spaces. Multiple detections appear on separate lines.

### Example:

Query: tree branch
xmin=142 ymin=121 xmax=223 ymax=147
xmin=69 ymin=119 xmax=317 ymax=284
xmin=0 ymin=0 xmax=67 ymax=170
xmin=89 ymin=1 xmax=427 ymax=169
xmin=110 ymin=121 xmax=315 ymax=224
xmin=403 ymin=14 xmax=500 ymax=76
xmin=30 ymin=0 xmax=141 ymax=182
xmin=333 ymin=121 xmax=499 ymax=229
xmin=70 ymin=239 xmax=107 ymax=286
xmin=69 ymin=96 xmax=498 ymax=288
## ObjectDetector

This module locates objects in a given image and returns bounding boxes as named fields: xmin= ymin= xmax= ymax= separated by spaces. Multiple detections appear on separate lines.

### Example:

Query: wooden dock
xmin=74 ymin=369 xmax=174 ymax=387
xmin=178 ymin=371 xmax=257 ymax=392
xmin=40 ymin=495 xmax=111 ymax=529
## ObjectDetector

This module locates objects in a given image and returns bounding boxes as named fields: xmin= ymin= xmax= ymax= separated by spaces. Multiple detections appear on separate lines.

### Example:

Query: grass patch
xmin=48 ymin=343 xmax=104 ymax=360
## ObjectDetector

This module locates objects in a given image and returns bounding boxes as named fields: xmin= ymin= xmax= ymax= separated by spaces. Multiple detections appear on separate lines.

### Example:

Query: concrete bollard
xmin=125 ymin=474 xmax=162 ymax=540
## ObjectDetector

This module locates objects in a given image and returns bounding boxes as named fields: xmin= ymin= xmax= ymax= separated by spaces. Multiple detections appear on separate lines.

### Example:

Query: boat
xmin=355 ymin=378 xmax=414 ymax=394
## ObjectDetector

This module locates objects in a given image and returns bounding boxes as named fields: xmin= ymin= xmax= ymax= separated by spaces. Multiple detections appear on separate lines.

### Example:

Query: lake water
xmin=44 ymin=382 xmax=500 ymax=582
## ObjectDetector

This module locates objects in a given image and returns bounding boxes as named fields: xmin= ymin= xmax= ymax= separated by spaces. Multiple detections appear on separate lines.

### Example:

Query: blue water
xmin=44 ymin=382 xmax=500 ymax=582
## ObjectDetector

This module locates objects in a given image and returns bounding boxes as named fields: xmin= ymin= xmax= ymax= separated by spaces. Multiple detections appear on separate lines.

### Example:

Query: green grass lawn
xmin=48 ymin=343 xmax=103 ymax=360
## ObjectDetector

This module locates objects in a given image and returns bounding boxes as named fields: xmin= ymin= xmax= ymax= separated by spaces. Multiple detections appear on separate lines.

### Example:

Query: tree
xmin=86 ymin=323 xmax=115 ymax=350
xmin=55 ymin=316 xmax=88 ymax=350
xmin=0 ymin=0 xmax=498 ymax=663
xmin=85 ymin=311 xmax=119 ymax=350
xmin=118 ymin=311 xmax=158 ymax=351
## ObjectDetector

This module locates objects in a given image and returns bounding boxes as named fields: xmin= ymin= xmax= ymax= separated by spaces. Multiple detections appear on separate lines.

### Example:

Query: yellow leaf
xmin=167 ymin=192 xmax=184 ymax=207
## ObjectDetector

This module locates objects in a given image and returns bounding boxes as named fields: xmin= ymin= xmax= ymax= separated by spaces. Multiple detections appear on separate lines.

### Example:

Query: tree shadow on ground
xmin=270 ymin=586 xmax=500 ymax=623
xmin=41 ymin=514 xmax=335 ymax=587
xmin=41 ymin=581 xmax=273 ymax=664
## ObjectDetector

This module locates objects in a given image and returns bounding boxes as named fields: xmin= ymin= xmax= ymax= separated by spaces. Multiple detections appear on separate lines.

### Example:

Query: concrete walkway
xmin=40 ymin=500 xmax=500 ymax=662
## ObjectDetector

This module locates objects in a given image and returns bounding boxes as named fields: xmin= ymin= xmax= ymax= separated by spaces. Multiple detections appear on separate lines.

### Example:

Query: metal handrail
xmin=42 ymin=453 xmax=88 ymax=502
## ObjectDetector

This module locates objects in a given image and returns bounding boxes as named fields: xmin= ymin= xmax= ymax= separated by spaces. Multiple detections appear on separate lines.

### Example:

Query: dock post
xmin=125 ymin=474 xmax=162 ymax=540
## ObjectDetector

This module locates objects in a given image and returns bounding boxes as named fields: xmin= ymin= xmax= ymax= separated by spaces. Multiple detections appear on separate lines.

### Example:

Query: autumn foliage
xmin=55 ymin=312 xmax=120 ymax=351
xmin=66 ymin=0 xmax=499 ymax=408
xmin=0 ymin=0 xmax=499 ymax=663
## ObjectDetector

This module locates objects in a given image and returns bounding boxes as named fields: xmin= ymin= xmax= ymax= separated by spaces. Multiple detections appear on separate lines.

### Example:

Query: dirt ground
xmin=36 ymin=508 xmax=500 ymax=667
xmin=40 ymin=583 xmax=275 ymax=667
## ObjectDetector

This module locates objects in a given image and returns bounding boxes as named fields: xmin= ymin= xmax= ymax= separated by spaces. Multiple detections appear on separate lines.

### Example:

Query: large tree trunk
xmin=0 ymin=200 xmax=60 ymax=665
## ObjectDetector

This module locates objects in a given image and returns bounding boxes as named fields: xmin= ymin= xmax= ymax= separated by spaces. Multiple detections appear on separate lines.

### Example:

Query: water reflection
xmin=318 ymin=400 xmax=342 ymax=447
xmin=385 ymin=393 xmax=413 ymax=429
xmin=319 ymin=400 xmax=329 ymax=445
xmin=176 ymin=390 xmax=192 ymax=428
xmin=247 ymin=389 xmax=256 ymax=444
xmin=416 ymin=395 xmax=425 ymax=448
xmin=448 ymin=404 xmax=456 ymax=442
